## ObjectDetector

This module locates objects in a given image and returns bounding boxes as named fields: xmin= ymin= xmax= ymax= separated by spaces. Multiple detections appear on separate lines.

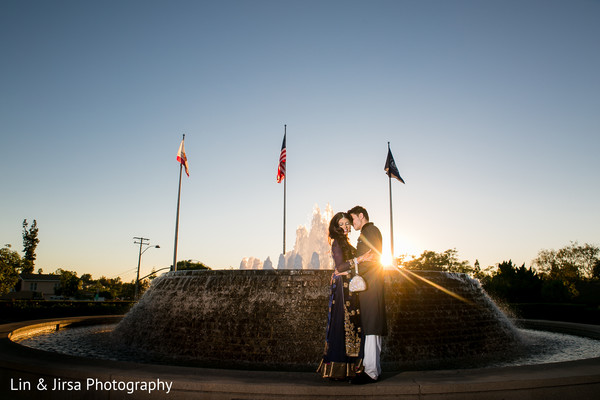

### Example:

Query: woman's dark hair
xmin=329 ymin=212 xmax=356 ymax=260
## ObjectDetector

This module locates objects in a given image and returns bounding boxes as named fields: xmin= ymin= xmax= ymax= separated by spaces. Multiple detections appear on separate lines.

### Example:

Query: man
xmin=348 ymin=205 xmax=387 ymax=384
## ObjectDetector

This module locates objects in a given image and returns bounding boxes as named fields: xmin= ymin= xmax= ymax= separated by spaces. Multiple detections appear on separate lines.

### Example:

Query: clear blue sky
xmin=1 ymin=0 xmax=598 ymax=281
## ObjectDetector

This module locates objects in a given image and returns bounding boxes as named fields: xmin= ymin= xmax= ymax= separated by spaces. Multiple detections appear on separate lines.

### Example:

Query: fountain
xmin=111 ymin=269 xmax=519 ymax=370
xmin=2 ymin=269 xmax=600 ymax=399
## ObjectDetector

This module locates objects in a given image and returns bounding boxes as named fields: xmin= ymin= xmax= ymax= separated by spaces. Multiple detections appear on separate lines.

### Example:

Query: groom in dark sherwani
xmin=348 ymin=205 xmax=387 ymax=384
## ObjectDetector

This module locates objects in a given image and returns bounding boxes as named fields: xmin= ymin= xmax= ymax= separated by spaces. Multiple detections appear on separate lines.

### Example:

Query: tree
xmin=0 ymin=245 xmax=21 ymax=295
xmin=177 ymin=260 xmax=211 ymax=271
xmin=483 ymin=260 xmax=543 ymax=303
xmin=80 ymin=273 xmax=94 ymax=288
xmin=403 ymin=249 xmax=473 ymax=273
xmin=148 ymin=267 xmax=157 ymax=281
xmin=54 ymin=269 xmax=82 ymax=298
xmin=97 ymin=276 xmax=123 ymax=300
xmin=120 ymin=281 xmax=137 ymax=300
xmin=80 ymin=273 xmax=97 ymax=297
xmin=21 ymin=219 xmax=39 ymax=274
xmin=533 ymin=242 xmax=600 ymax=282
xmin=472 ymin=259 xmax=488 ymax=280
xmin=593 ymin=259 xmax=600 ymax=280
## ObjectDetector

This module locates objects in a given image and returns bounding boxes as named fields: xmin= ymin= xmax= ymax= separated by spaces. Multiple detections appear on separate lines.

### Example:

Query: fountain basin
xmin=3 ymin=270 xmax=600 ymax=399
xmin=111 ymin=270 xmax=519 ymax=370
xmin=2 ymin=317 xmax=600 ymax=399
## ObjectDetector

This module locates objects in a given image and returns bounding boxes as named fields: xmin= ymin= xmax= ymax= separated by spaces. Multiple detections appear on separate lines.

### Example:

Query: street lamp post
xmin=134 ymin=237 xmax=159 ymax=300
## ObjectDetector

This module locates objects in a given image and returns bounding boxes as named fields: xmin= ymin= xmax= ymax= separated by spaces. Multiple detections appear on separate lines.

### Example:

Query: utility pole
xmin=134 ymin=236 xmax=150 ymax=300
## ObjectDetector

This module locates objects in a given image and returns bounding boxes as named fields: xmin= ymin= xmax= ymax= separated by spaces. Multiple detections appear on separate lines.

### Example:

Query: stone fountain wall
xmin=384 ymin=271 xmax=519 ymax=369
xmin=112 ymin=270 xmax=519 ymax=370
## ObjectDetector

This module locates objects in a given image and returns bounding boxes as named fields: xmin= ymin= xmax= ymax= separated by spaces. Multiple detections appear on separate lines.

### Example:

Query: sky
xmin=1 ymin=0 xmax=599 ymax=281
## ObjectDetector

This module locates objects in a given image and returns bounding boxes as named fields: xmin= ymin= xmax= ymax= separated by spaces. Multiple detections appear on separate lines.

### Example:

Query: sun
xmin=380 ymin=250 xmax=393 ymax=267
xmin=381 ymin=252 xmax=408 ymax=269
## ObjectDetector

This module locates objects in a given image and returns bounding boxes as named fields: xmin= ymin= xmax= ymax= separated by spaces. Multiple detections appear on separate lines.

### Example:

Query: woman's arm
xmin=332 ymin=241 xmax=352 ymax=273
xmin=333 ymin=241 xmax=375 ymax=273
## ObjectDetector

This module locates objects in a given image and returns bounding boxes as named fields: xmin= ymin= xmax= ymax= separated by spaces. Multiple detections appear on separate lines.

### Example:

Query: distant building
xmin=8 ymin=274 xmax=61 ymax=300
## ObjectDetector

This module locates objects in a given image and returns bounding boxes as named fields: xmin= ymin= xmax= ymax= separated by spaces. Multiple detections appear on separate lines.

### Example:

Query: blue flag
xmin=385 ymin=148 xmax=405 ymax=184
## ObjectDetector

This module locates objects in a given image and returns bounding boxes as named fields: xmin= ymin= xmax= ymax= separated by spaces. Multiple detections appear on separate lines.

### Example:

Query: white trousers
xmin=363 ymin=335 xmax=382 ymax=379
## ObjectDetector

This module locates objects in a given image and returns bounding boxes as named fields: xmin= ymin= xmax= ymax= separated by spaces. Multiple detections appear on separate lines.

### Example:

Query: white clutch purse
xmin=348 ymin=259 xmax=367 ymax=292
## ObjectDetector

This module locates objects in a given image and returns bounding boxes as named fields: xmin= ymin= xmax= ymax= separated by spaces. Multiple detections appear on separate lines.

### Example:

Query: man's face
xmin=350 ymin=213 xmax=364 ymax=231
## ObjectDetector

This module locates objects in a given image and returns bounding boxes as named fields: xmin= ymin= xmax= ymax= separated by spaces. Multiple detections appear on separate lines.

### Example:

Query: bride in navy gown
xmin=317 ymin=212 xmax=373 ymax=380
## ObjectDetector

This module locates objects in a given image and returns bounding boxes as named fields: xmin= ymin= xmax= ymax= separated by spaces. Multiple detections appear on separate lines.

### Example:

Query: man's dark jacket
xmin=356 ymin=222 xmax=388 ymax=336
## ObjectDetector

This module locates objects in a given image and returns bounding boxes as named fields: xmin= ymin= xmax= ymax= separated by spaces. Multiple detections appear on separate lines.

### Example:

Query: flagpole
xmin=172 ymin=134 xmax=184 ymax=271
xmin=388 ymin=142 xmax=395 ymax=263
xmin=283 ymin=124 xmax=286 ymax=255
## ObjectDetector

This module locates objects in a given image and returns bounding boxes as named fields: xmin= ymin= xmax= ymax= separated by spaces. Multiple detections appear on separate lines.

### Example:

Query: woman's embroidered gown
xmin=316 ymin=239 xmax=363 ymax=379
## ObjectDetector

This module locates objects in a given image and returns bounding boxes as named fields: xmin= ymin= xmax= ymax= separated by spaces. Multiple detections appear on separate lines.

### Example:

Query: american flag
xmin=277 ymin=133 xmax=286 ymax=183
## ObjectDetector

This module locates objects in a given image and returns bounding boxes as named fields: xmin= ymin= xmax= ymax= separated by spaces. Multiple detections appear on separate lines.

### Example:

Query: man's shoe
xmin=350 ymin=373 xmax=378 ymax=385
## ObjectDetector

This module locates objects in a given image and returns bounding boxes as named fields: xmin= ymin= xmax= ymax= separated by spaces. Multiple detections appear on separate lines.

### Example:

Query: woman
xmin=317 ymin=212 xmax=373 ymax=380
